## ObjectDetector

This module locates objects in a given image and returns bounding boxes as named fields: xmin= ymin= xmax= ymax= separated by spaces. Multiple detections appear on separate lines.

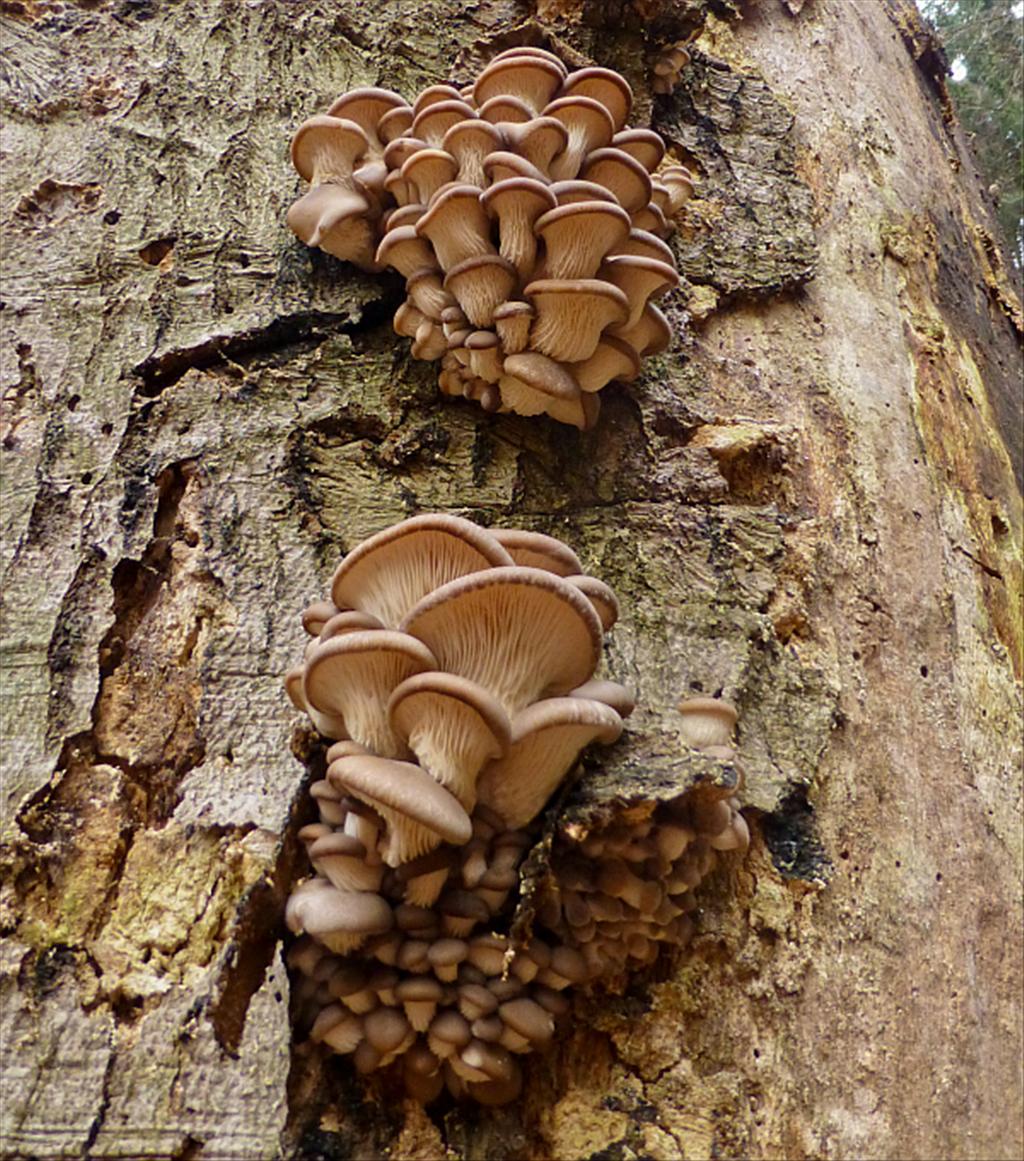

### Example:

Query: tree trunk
xmin=1 ymin=0 xmax=1020 ymax=1158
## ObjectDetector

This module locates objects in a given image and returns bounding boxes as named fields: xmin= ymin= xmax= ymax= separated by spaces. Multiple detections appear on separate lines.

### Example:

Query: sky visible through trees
xmin=920 ymin=0 xmax=1024 ymax=273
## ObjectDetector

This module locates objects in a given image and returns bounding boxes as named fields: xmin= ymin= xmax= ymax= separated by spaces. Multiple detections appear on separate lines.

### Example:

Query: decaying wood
xmin=1 ymin=0 xmax=1020 ymax=1158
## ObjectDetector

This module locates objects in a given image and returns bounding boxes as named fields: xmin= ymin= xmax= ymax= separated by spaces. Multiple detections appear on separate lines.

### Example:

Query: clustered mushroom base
xmin=286 ymin=48 xmax=697 ymax=428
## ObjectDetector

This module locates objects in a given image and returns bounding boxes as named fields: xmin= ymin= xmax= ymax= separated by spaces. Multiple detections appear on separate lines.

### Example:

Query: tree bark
xmin=1 ymin=0 xmax=1020 ymax=1159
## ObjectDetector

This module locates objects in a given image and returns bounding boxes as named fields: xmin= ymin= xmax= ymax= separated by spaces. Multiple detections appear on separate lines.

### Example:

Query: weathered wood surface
xmin=1 ymin=0 xmax=1020 ymax=1158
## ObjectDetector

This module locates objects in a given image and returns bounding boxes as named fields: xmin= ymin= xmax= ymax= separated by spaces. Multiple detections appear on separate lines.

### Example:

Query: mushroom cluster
xmin=533 ymin=697 xmax=748 ymax=976
xmin=284 ymin=514 xmax=634 ymax=1102
xmin=652 ymin=41 xmax=692 ymax=95
xmin=286 ymin=48 xmax=697 ymax=428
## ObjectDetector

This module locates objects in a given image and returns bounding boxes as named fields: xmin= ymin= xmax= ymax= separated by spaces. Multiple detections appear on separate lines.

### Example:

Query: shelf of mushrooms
xmin=287 ymin=48 xmax=698 ymax=429
xmin=531 ymin=696 xmax=749 ymax=980
xmin=284 ymin=514 xmax=635 ymax=1104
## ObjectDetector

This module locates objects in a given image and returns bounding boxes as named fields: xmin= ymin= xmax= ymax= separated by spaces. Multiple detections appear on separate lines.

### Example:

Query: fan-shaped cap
xmin=581 ymin=147 xmax=653 ymax=214
xmin=413 ymin=84 xmax=465 ymax=114
xmin=329 ymin=514 xmax=513 ymax=628
xmin=524 ymin=278 xmax=629 ymax=363
xmin=498 ymin=352 xmax=593 ymax=429
xmin=475 ymin=55 xmax=564 ymax=115
xmin=569 ymin=678 xmax=636 ymax=717
xmin=388 ymin=671 xmax=510 ymax=809
xmin=478 ymin=94 xmax=534 ymax=126
xmin=677 ymin=697 xmax=738 ymax=749
xmin=400 ymin=149 xmax=460 ymax=206
xmin=570 ymin=334 xmax=640 ymax=393
xmin=326 ymin=87 xmax=409 ymax=150
xmin=565 ymin=574 xmax=619 ymax=629
xmin=492 ymin=301 xmax=535 ymax=354
xmin=411 ymin=99 xmax=478 ymax=147
xmin=286 ymin=183 xmax=378 ymax=271
xmin=291 ymin=114 xmax=370 ymax=183
xmin=401 ymin=565 xmax=603 ymax=716
xmin=475 ymin=696 xmax=622 ymax=829
xmin=416 ymin=183 xmax=494 ymax=271
xmin=329 ymin=752 xmax=473 ymax=866
xmin=613 ymin=228 xmax=676 ymax=265
xmin=544 ymin=96 xmax=616 ymax=181
xmin=285 ymin=664 xmax=347 ymax=740
xmin=600 ymin=254 xmax=679 ymax=330
xmin=535 ymin=200 xmax=631 ymax=280
xmin=550 ymin=179 xmax=617 ymax=205
xmin=502 ymin=117 xmax=569 ymax=176
xmin=306 ymin=830 xmax=383 ymax=893
xmin=611 ymin=128 xmax=666 ymax=173
xmin=481 ymin=177 xmax=555 ymax=281
xmin=443 ymin=119 xmax=503 ymax=187
xmin=302 ymin=599 xmax=341 ymax=636
xmin=482 ymin=150 xmax=549 ymax=186
xmin=609 ymin=302 xmax=672 ymax=355
xmin=444 ymin=255 xmax=518 ymax=329
xmin=560 ymin=67 xmax=632 ymax=131
xmin=304 ymin=629 xmax=436 ymax=755
xmin=406 ymin=266 xmax=455 ymax=320
xmin=488 ymin=529 xmax=583 ymax=575
xmin=318 ymin=609 xmax=385 ymax=642
xmin=285 ymin=877 xmax=393 ymax=954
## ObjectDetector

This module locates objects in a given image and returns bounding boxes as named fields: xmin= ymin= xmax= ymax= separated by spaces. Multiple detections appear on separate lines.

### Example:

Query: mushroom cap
xmin=378 ymin=104 xmax=414 ymax=144
xmin=318 ymin=609 xmax=386 ymax=642
xmin=443 ymin=119 xmax=503 ymax=185
xmin=492 ymin=300 xmax=535 ymax=354
xmin=676 ymin=697 xmax=738 ymax=749
xmin=400 ymin=566 xmax=604 ymax=716
xmin=478 ymin=94 xmax=534 ymax=126
xmin=475 ymin=696 xmax=623 ymax=829
xmin=501 ymin=117 xmax=569 ymax=176
xmin=329 ymin=752 xmax=473 ymax=865
xmin=291 ymin=114 xmax=369 ymax=183
xmin=499 ymin=351 xmax=581 ymax=420
xmin=413 ymin=84 xmax=466 ymax=114
xmin=406 ymin=265 xmax=456 ymax=320
xmin=411 ymin=99 xmax=478 ymax=147
xmin=302 ymin=599 xmax=341 ymax=636
xmin=329 ymin=513 xmax=513 ymax=628
xmin=544 ymin=96 xmax=616 ymax=179
xmin=480 ymin=177 xmax=555 ymax=278
xmin=569 ymin=678 xmax=636 ymax=717
xmin=388 ymin=670 xmax=511 ymax=809
xmin=401 ymin=148 xmax=461 ymax=205
xmin=482 ymin=149 xmax=549 ymax=186
xmin=580 ymin=147 xmax=653 ymax=214
xmin=325 ymin=87 xmax=409 ymax=147
xmin=490 ymin=45 xmax=568 ymax=73
xmin=475 ymin=55 xmax=565 ymax=116
xmin=550 ymin=179 xmax=618 ymax=205
xmin=609 ymin=302 xmax=672 ymax=355
xmin=285 ymin=877 xmax=393 ymax=941
xmin=303 ymin=629 xmax=437 ymax=754
xmin=416 ymin=183 xmax=494 ymax=271
xmin=611 ymin=128 xmax=666 ymax=173
xmin=286 ymin=183 xmax=378 ymax=271
xmin=613 ymin=228 xmax=676 ymax=265
xmin=443 ymin=254 xmax=519 ymax=329
xmin=564 ymin=573 xmax=619 ymax=630
xmin=560 ymin=67 xmax=632 ymax=131
xmin=488 ymin=529 xmax=583 ymax=576
xmin=524 ymin=278 xmax=629 ymax=363
xmin=599 ymin=254 xmax=679 ymax=330
xmin=569 ymin=333 xmax=641 ymax=393
xmin=499 ymin=997 xmax=555 ymax=1045
xmin=534 ymin=200 xmax=631 ymax=280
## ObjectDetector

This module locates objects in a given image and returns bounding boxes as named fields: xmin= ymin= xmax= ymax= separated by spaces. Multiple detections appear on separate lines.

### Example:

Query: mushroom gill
xmin=286 ymin=48 xmax=692 ymax=427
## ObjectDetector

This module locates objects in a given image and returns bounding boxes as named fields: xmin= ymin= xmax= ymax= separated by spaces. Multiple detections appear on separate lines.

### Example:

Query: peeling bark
xmin=1 ymin=1 xmax=1020 ymax=1160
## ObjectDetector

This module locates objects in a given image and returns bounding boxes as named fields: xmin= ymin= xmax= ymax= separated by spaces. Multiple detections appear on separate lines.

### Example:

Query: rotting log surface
xmin=1 ymin=1 xmax=1020 ymax=1159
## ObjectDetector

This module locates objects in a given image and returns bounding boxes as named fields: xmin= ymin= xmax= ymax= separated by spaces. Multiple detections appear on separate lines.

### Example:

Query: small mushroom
xmin=534 ymin=200 xmax=631 ymax=280
xmin=544 ymin=96 xmax=616 ymax=181
xmin=492 ymin=301 xmax=535 ymax=354
xmin=677 ymin=697 xmax=738 ymax=750
xmin=474 ymin=55 xmax=565 ymax=115
xmin=443 ymin=254 xmax=518 ymax=328
xmin=489 ymin=528 xmax=583 ymax=576
xmin=480 ymin=177 xmax=555 ymax=281
xmin=416 ymin=184 xmax=494 ymax=270
xmin=329 ymin=752 xmax=473 ymax=867
xmin=285 ymin=877 xmax=393 ymax=955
